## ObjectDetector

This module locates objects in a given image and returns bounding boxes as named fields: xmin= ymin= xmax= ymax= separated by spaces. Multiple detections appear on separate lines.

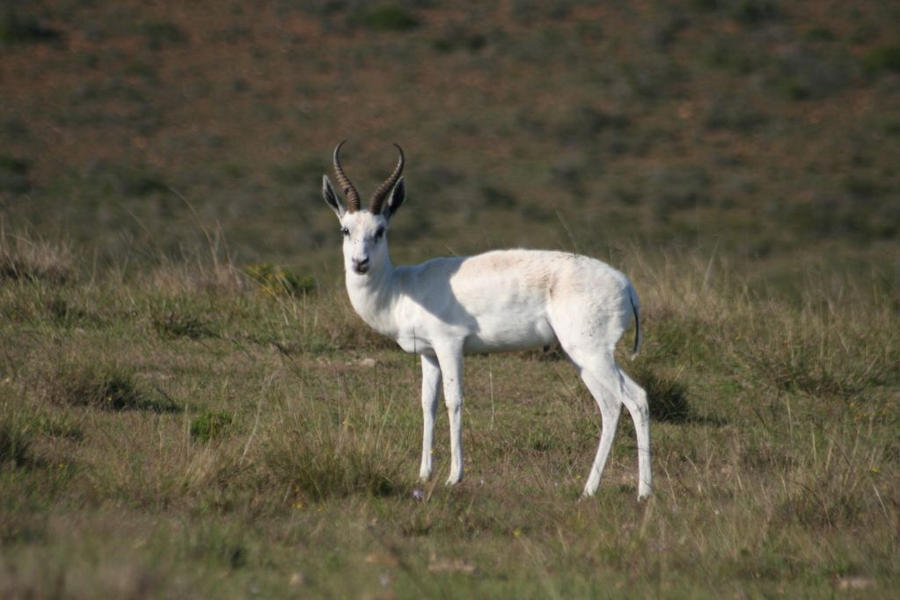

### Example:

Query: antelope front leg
xmin=435 ymin=345 xmax=464 ymax=486
xmin=419 ymin=353 xmax=441 ymax=481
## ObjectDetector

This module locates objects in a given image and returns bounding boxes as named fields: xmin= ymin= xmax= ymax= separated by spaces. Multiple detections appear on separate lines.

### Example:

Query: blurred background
xmin=2 ymin=0 xmax=898 ymax=285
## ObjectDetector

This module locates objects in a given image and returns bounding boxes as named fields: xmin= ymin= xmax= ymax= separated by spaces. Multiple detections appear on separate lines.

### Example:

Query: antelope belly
xmin=462 ymin=316 xmax=556 ymax=354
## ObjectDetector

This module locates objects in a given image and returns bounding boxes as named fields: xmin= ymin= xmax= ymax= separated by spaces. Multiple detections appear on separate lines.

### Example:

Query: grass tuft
xmin=0 ymin=414 xmax=32 ymax=468
xmin=263 ymin=397 xmax=408 ymax=502
xmin=152 ymin=309 xmax=217 ymax=340
xmin=43 ymin=362 xmax=179 ymax=413
xmin=190 ymin=409 xmax=234 ymax=443
xmin=265 ymin=430 xmax=405 ymax=502
xmin=0 ymin=232 xmax=73 ymax=284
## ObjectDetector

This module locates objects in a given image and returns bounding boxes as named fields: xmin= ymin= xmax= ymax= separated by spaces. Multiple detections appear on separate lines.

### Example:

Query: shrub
xmin=0 ymin=10 xmax=61 ymax=44
xmin=0 ymin=155 xmax=31 ymax=195
xmin=731 ymin=0 xmax=780 ymax=26
xmin=770 ymin=45 xmax=856 ymax=101
xmin=704 ymin=96 xmax=768 ymax=132
xmin=356 ymin=5 xmax=420 ymax=32
xmin=862 ymin=44 xmax=900 ymax=77
xmin=137 ymin=19 xmax=187 ymax=50
xmin=480 ymin=185 xmax=517 ymax=209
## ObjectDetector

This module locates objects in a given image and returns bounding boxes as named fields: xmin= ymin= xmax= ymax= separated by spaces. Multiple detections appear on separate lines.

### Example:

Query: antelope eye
xmin=340 ymin=227 xmax=350 ymax=237
xmin=374 ymin=227 xmax=385 ymax=241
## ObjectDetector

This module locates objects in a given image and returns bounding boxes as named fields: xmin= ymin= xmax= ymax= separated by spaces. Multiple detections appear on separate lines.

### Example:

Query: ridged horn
xmin=332 ymin=140 xmax=361 ymax=212
xmin=369 ymin=144 xmax=405 ymax=214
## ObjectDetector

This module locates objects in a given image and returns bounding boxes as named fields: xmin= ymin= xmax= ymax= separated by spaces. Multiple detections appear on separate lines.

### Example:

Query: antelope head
xmin=322 ymin=141 xmax=406 ymax=276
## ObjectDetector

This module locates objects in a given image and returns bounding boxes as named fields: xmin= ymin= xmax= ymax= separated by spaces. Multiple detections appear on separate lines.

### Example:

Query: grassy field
xmin=2 ymin=1 xmax=899 ymax=597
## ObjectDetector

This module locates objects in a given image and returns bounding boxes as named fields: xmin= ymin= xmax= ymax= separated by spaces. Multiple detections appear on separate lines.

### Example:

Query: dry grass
xmin=1 ymin=236 xmax=897 ymax=597
xmin=0 ymin=230 xmax=74 ymax=285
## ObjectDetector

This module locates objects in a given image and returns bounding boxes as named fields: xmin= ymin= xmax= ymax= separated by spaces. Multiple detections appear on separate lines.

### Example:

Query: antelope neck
xmin=345 ymin=255 xmax=398 ymax=336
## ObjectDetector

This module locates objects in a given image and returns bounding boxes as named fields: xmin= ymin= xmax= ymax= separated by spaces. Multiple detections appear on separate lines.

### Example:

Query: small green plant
xmin=244 ymin=263 xmax=315 ymax=297
xmin=190 ymin=409 xmax=234 ymax=443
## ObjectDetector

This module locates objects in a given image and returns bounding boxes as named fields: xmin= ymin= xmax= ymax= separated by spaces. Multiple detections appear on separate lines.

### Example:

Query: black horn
xmin=332 ymin=140 xmax=361 ymax=212
xmin=369 ymin=144 xmax=404 ymax=214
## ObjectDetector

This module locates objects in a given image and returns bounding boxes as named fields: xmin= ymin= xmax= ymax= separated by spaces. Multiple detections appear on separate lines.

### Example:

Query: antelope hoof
xmin=445 ymin=472 xmax=463 ymax=486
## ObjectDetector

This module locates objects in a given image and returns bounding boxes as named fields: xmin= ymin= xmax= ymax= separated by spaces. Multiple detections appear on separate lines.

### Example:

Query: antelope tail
xmin=629 ymin=285 xmax=641 ymax=359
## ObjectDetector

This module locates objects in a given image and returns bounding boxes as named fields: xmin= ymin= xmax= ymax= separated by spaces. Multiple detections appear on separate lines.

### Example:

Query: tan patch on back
xmin=457 ymin=251 xmax=556 ymax=293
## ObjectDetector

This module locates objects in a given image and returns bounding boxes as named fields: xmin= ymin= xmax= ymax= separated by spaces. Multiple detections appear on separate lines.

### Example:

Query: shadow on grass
xmin=632 ymin=365 xmax=725 ymax=426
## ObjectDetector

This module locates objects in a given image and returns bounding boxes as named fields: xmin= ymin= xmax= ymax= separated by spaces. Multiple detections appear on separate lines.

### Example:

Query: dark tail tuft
xmin=629 ymin=286 xmax=641 ymax=359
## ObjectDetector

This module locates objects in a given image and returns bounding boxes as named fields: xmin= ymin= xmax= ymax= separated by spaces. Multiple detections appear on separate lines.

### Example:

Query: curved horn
xmin=332 ymin=140 xmax=361 ymax=212
xmin=369 ymin=143 xmax=405 ymax=214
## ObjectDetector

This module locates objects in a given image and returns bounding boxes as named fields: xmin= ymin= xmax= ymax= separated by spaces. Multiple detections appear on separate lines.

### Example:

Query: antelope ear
xmin=383 ymin=177 xmax=405 ymax=220
xmin=322 ymin=175 xmax=346 ymax=219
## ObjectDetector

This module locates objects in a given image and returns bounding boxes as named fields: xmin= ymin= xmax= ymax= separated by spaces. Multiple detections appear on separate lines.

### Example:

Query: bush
xmin=0 ymin=10 xmax=61 ymax=44
xmin=731 ymin=0 xmax=780 ymax=26
xmin=137 ymin=19 xmax=187 ymax=50
xmin=0 ymin=155 xmax=31 ymax=195
xmin=862 ymin=44 xmax=900 ymax=77
xmin=356 ymin=5 xmax=420 ymax=32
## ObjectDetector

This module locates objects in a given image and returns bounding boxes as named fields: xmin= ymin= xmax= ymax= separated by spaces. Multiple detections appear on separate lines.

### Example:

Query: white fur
xmin=323 ymin=174 xmax=651 ymax=499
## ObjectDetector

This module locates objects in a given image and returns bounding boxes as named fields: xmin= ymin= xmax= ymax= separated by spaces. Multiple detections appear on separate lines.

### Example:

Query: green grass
xmin=1 ymin=0 xmax=898 ymax=597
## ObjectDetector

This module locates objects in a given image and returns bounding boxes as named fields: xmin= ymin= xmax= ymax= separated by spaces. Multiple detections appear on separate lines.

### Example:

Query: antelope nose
xmin=352 ymin=257 xmax=370 ymax=274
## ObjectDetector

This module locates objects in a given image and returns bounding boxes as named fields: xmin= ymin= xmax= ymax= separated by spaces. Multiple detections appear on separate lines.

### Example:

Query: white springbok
xmin=322 ymin=141 xmax=651 ymax=499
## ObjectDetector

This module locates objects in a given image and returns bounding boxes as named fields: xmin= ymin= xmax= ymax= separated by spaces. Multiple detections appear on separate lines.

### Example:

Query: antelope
xmin=322 ymin=141 xmax=651 ymax=499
